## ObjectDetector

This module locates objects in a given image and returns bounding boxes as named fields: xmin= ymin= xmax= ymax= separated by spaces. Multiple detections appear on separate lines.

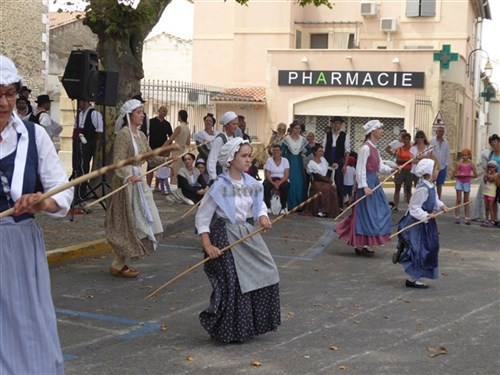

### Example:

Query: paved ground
xmin=38 ymin=186 xmax=499 ymax=375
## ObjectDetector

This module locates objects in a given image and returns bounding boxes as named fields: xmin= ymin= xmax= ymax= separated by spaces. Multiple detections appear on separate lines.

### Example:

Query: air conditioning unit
xmin=360 ymin=1 xmax=376 ymax=16
xmin=380 ymin=18 xmax=397 ymax=32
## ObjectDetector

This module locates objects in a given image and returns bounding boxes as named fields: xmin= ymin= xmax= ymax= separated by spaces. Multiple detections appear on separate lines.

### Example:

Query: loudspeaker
xmin=62 ymin=50 xmax=99 ymax=101
xmin=96 ymin=71 xmax=119 ymax=106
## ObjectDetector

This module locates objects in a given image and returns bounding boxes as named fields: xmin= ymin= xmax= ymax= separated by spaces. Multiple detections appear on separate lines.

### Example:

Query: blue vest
xmin=208 ymin=172 xmax=263 ymax=224
xmin=0 ymin=121 xmax=41 ymax=222
xmin=417 ymin=181 xmax=437 ymax=214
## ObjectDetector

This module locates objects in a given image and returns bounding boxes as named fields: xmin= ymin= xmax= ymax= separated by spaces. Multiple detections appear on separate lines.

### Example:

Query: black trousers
xmin=263 ymin=178 xmax=290 ymax=209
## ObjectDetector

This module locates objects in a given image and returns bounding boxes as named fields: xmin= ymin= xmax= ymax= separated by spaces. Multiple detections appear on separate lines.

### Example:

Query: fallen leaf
xmin=329 ymin=345 xmax=339 ymax=351
xmin=86 ymin=295 xmax=94 ymax=299
xmin=287 ymin=312 xmax=295 ymax=317
xmin=354 ymin=304 xmax=362 ymax=308
xmin=339 ymin=365 xmax=347 ymax=370
xmin=250 ymin=360 xmax=262 ymax=367
xmin=161 ymin=325 xmax=167 ymax=331
xmin=186 ymin=355 xmax=193 ymax=361
xmin=427 ymin=347 xmax=436 ymax=353
xmin=138 ymin=322 xmax=145 ymax=326
xmin=354 ymin=320 xmax=361 ymax=324
xmin=404 ymin=300 xmax=411 ymax=304
xmin=441 ymin=272 xmax=448 ymax=276
xmin=383 ymin=315 xmax=390 ymax=319
xmin=304 ymin=355 xmax=310 ymax=359
xmin=439 ymin=345 xmax=448 ymax=355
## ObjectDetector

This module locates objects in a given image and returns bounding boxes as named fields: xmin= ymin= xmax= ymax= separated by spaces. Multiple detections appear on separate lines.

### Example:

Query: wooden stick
xmin=144 ymin=192 xmax=321 ymax=301
xmin=180 ymin=200 xmax=201 ymax=219
xmin=333 ymin=146 xmax=435 ymax=221
xmin=389 ymin=202 xmax=469 ymax=239
xmin=0 ymin=143 xmax=180 ymax=219
xmin=84 ymin=142 xmax=211 ymax=209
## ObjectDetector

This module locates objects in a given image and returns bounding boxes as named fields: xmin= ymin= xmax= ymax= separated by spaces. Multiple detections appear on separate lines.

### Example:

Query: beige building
xmin=0 ymin=0 xmax=49 ymax=96
xmin=192 ymin=0 xmax=492 ymax=159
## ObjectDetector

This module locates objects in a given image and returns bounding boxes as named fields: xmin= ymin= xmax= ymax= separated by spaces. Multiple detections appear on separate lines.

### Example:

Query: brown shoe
xmin=354 ymin=247 xmax=374 ymax=256
xmin=110 ymin=265 xmax=139 ymax=278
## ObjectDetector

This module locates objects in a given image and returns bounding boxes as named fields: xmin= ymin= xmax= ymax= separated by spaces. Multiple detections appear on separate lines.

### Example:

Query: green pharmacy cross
xmin=433 ymin=44 xmax=459 ymax=70
xmin=480 ymin=85 xmax=497 ymax=102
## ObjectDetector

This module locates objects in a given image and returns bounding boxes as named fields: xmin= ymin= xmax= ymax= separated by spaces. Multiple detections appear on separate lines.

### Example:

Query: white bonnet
xmin=217 ymin=138 xmax=250 ymax=170
xmin=219 ymin=111 xmax=238 ymax=126
xmin=487 ymin=159 xmax=498 ymax=167
xmin=363 ymin=119 xmax=383 ymax=135
xmin=114 ymin=99 xmax=143 ymax=133
xmin=0 ymin=55 xmax=22 ymax=86
xmin=415 ymin=158 xmax=435 ymax=177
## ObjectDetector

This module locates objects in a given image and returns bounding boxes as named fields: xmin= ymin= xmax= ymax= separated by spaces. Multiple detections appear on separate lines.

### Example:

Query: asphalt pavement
xmin=38 ymin=185 xmax=500 ymax=375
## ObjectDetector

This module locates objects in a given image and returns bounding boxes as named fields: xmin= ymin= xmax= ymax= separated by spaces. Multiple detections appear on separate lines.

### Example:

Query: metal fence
xmin=139 ymin=80 xmax=257 ymax=136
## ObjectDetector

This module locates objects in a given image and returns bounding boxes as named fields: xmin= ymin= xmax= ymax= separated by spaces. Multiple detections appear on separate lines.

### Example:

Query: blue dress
xmin=282 ymin=136 xmax=310 ymax=210
xmin=397 ymin=182 xmax=440 ymax=280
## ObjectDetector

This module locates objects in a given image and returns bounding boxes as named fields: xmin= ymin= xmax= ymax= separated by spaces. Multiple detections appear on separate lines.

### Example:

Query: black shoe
xmin=405 ymin=280 xmax=429 ymax=289
xmin=354 ymin=247 xmax=374 ymax=256
xmin=392 ymin=241 xmax=404 ymax=264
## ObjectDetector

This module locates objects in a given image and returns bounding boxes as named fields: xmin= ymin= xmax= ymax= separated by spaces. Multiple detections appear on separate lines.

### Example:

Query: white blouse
xmin=408 ymin=179 xmax=444 ymax=221
xmin=307 ymin=157 xmax=329 ymax=176
xmin=195 ymin=177 xmax=268 ymax=234
xmin=356 ymin=140 xmax=392 ymax=188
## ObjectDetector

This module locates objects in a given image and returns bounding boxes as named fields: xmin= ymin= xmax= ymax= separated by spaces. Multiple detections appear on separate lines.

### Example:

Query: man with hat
xmin=207 ymin=111 xmax=239 ymax=180
xmin=322 ymin=116 xmax=350 ymax=209
xmin=29 ymin=94 xmax=63 ymax=151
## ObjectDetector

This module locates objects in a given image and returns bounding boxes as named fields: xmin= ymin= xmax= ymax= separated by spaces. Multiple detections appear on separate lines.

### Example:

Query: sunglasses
xmin=415 ymin=136 xmax=425 ymax=139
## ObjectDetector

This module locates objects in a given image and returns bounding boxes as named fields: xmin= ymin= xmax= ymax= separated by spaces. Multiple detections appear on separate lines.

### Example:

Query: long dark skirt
xmin=199 ymin=218 xmax=281 ymax=343
xmin=397 ymin=213 xmax=440 ymax=280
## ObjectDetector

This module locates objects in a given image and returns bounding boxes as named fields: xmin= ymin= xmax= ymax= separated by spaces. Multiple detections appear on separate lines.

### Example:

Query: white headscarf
xmin=363 ymin=119 xmax=383 ymax=135
xmin=0 ymin=55 xmax=22 ymax=86
xmin=219 ymin=111 xmax=238 ymax=126
xmin=415 ymin=158 xmax=435 ymax=177
xmin=217 ymin=138 xmax=250 ymax=170
xmin=114 ymin=99 xmax=143 ymax=133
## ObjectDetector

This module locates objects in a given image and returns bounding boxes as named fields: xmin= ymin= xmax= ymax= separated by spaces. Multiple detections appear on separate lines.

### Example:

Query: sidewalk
xmin=39 ymin=189 xmax=196 ymax=264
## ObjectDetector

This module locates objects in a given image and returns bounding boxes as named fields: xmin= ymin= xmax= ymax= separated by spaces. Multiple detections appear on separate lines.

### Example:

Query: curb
xmin=46 ymin=213 xmax=196 ymax=265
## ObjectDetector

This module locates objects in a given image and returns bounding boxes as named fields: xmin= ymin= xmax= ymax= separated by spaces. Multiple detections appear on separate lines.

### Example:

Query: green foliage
xmin=234 ymin=0 xmax=332 ymax=8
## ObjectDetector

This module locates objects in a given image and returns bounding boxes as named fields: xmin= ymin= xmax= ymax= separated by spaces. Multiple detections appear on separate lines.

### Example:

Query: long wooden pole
xmin=389 ymin=202 xmax=469 ymax=239
xmin=333 ymin=145 xmax=435 ymax=221
xmin=84 ymin=142 xmax=211 ymax=209
xmin=180 ymin=200 xmax=201 ymax=219
xmin=0 ymin=143 xmax=180 ymax=219
xmin=144 ymin=192 xmax=321 ymax=301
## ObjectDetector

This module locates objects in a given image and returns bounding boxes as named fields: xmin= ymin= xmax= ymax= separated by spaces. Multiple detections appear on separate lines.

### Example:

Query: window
xmin=406 ymin=0 xmax=436 ymax=17
xmin=310 ymin=34 xmax=328 ymax=49
xmin=296 ymin=30 xmax=302 ymax=49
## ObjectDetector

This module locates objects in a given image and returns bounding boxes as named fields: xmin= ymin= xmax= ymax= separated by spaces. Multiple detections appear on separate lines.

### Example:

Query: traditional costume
xmin=106 ymin=100 xmax=165 ymax=274
xmin=281 ymin=134 xmax=309 ymax=210
xmin=305 ymin=156 xmax=339 ymax=218
xmin=335 ymin=120 xmax=392 ymax=253
xmin=0 ymin=55 xmax=73 ymax=374
xmin=195 ymin=138 xmax=280 ymax=343
xmin=395 ymin=159 xmax=445 ymax=288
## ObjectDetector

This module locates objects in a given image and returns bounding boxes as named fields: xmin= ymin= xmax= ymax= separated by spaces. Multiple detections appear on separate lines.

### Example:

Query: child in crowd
xmin=393 ymin=159 xmax=448 ymax=289
xmin=156 ymin=165 xmax=172 ymax=195
xmin=343 ymin=156 xmax=356 ymax=205
xmin=452 ymin=148 xmax=477 ymax=225
xmin=482 ymin=160 xmax=499 ymax=227
xmin=195 ymin=159 xmax=210 ymax=188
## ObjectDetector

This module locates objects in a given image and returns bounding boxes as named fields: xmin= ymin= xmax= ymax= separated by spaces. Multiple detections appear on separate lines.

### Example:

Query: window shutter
xmin=421 ymin=0 xmax=436 ymax=16
xmin=406 ymin=0 xmax=420 ymax=17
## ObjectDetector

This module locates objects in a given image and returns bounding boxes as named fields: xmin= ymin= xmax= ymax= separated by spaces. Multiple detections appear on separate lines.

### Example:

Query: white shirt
xmin=75 ymin=107 xmax=104 ymax=133
xmin=429 ymin=136 xmax=450 ymax=169
xmin=408 ymin=179 xmax=444 ymax=221
xmin=195 ymin=177 xmax=268 ymax=234
xmin=307 ymin=157 xmax=329 ymax=176
xmin=207 ymin=132 xmax=234 ymax=180
xmin=410 ymin=145 xmax=433 ymax=174
xmin=0 ymin=113 xmax=73 ymax=217
xmin=356 ymin=141 xmax=392 ymax=188
xmin=264 ymin=157 xmax=289 ymax=179
xmin=344 ymin=165 xmax=356 ymax=186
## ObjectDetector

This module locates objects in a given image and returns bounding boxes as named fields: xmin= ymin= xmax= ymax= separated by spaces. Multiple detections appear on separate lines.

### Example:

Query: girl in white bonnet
xmin=195 ymin=137 xmax=280 ymax=343
xmin=393 ymin=158 xmax=448 ymax=289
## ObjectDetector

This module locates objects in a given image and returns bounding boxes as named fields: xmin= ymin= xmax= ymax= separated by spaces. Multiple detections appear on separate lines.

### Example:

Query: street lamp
xmin=466 ymin=48 xmax=492 ymax=77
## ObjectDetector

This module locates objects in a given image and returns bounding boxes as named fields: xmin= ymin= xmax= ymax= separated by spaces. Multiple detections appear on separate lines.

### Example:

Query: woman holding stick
xmin=335 ymin=120 xmax=396 ymax=256
xmin=392 ymin=159 xmax=448 ymax=288
xmin=195 ymin=138 xmax=280 ymax=343
xmin=106 ymin=99 xmax=167 ymax=278
xmin=0 ymin=55 xmax=72 ymax=374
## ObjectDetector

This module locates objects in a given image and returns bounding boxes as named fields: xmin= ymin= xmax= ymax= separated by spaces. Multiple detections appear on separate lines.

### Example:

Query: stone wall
xmin=0 ymin=0 xmax=48 ymax=96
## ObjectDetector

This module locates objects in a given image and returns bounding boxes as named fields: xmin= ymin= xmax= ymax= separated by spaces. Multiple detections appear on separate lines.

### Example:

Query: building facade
xmin=192 ymin=0 xmax=492 ymax=160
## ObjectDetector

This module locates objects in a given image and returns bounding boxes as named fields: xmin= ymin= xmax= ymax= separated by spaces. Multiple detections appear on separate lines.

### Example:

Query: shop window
xmin=310 ymin=34 xmax=328 ymax=49
xmin=406 ymin=0 xmax=436 ymax=17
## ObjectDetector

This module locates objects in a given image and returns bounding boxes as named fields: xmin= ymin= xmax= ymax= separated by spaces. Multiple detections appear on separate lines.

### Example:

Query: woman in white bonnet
xmin=106 ymin=99 xmax=169 ymax=278
xmin=335 ymin=120 xmax=397 ymax=256
xmin=0 ymin=55 xmax=73 ymax=374
xmin=393 ymin=159 xmax=448 ymax=289
xmin=195 ymin=138 xmax=281 ymax=343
